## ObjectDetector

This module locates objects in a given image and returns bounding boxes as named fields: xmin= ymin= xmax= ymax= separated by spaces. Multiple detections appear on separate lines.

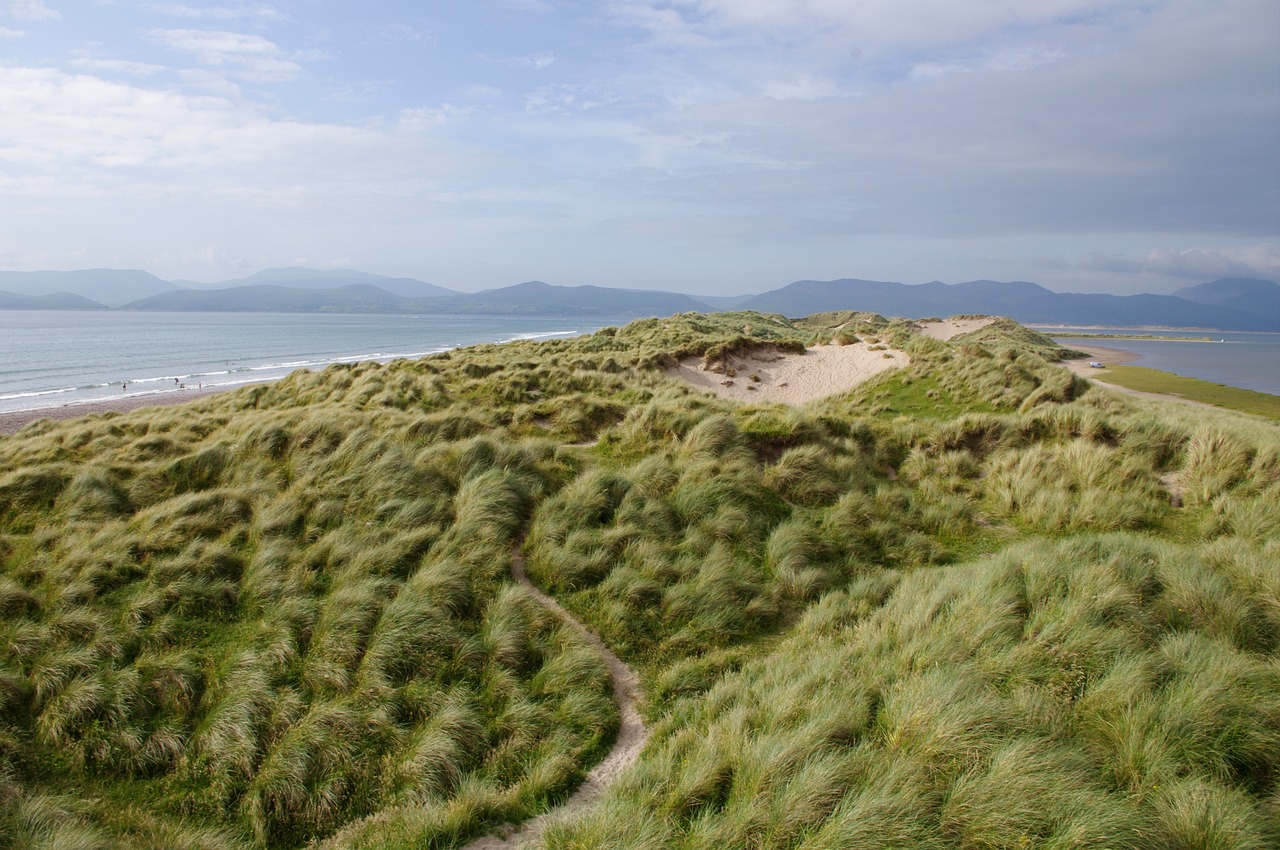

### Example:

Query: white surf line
xmin=463 ymin=550 xmax=649 ymax=850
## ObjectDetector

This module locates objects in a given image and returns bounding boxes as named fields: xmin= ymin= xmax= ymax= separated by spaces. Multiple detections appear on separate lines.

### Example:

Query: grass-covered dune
xmin=1 ymin=311 xmax=1277 ymax=849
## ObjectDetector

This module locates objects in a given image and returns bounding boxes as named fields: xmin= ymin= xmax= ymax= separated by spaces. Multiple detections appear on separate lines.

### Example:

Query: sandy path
xmin=463 ymin=551 xmax=648 ymax=850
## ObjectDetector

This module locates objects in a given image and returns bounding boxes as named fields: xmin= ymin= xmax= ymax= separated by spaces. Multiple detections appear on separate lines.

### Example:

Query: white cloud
xmin=465 ymin=84 xmax=503 ymax=100
xmin=0 ymin=62 xmax=497 ymax=246
xmin=0 ymin=24 xmax=23 ymax=37
xmin=525 ymin=82 xmax=620 ymax=114
xmin=6 ymin=0 xmax=60 ymax=22
xmin=371 ymin=23 xmax=424 ymax=43
xmin=398 ymin=104 xmax=470 ymax=131
xmin=1140 ymin=247 xmax=1280 ymax=281
xmin=605 ymin=2 xmax=718 ymax=49
xmin=148 ymin=28 xmax=302 ymax=81
xmin=1060 ymin=245 xmax=1280 ymax=282
xmin=0 ymin=65 xmax=376 ymax=178
xmin=760 ymin=73 xmax=839 ymax=100
xmin=509 ymin=52 xmax=556 ymax=70
xmin=645 ymin=0 xmax=1145 ymax=50
xmin=909 ymin=44 xmax=1068 ymax=79
xmin=148 ymin=3 xmax=285 ymax=22
xmin=71 ymin=56 xmax=168 ymax=77
xmin=498 ymin=0 xmax=554 ymax=12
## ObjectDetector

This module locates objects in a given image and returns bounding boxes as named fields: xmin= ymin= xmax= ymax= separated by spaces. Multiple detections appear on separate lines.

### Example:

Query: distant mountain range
xmin=1 ymin=267 xmax=1277 ymax=330
xmin=419 ymin=281 xmax=712 ymax=316
xmin=0 ymin=268 xmax=176 ymax=307
xmin=739 ymin=278 xmax=1280 ymax=332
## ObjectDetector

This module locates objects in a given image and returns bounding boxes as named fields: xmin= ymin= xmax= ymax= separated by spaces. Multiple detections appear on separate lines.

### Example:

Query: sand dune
xmin=670 ymin=341 xmax=909 ymax=405
xmin=915 ymin=317 xmax=996 ymax=340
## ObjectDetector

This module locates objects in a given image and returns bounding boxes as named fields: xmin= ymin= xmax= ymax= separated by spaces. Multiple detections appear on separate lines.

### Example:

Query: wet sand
xmin=0 ymin=384 xmax=257 ymax=437
xmin=1061 ymin=342 xmax=1139 ymax=373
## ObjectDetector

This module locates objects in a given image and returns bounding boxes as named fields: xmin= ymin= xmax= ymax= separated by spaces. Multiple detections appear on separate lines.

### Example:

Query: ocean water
xmin=0 ymin=311 xmax=627 ymax=415
xmin=1035 ymin=327 xmax=1280 ymax=396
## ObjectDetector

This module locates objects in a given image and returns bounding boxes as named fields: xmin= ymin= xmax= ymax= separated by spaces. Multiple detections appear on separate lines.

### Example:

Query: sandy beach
xmin=0 ymin=385 xmax=251 ymax=437
xmin=1061 ymin=343 xmax=1139 ymax=377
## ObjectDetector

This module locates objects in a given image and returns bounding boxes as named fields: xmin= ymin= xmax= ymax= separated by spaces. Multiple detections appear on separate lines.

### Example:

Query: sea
xmin=0 ymin=311 xmax=630 ymax=415
xmin=1034 ymin=327 xmax=1280 ymax=396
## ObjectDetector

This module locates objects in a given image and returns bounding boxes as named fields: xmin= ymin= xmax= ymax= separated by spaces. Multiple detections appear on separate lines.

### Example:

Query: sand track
xmin=462 ymin=550 xmax=648 ymax=850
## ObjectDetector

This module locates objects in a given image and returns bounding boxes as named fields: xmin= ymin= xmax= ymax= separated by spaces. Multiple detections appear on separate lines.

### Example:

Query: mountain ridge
xmin=740 ymin=277 xmax=1280 ymax=331
xmin=1 ymin=267 xmax=1275 ymax=329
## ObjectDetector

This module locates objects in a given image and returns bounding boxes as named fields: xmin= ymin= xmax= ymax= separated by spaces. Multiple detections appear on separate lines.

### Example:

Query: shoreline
xmin=1061 ymin=345 xmax=1221 ymax=411
xmin=1033 ymin=325 xmax=1279 ymax=335
xmin=0 ymin=383 xmax=263 ymax=437
xmin=1061 ymin=342 xmax=1140 ymax=369
xmin=1049 ymin=333 xmax=1223 ymax=343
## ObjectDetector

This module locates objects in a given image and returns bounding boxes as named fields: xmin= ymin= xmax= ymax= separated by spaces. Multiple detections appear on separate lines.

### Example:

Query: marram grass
xmin=3 ymin=310 xmax=1279 ymax=849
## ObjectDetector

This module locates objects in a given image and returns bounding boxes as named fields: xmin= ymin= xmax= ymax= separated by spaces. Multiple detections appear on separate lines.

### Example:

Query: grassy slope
xmin=2 ymin=310 xmax=1278 ymax=849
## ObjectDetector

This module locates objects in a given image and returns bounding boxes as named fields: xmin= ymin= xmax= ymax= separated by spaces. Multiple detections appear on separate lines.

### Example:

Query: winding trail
xmin=462 ymin=550 xmax=649 ymax=850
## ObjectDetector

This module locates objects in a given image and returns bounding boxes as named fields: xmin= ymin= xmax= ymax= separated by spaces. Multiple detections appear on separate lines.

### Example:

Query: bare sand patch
xmin=916 ymin=317 xmax=996 ymax=340
xmin=670 ymin=342 xmax=909 ymax=406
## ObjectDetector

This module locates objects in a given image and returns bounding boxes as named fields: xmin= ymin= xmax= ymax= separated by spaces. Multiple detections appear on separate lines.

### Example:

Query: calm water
xmin=0 ymin=311 xmax=627 ymax=415
xmin=1035 ymin=327 xmax=1280 ymax=396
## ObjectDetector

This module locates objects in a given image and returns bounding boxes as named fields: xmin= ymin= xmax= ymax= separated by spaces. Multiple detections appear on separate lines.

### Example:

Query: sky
xmin=0 ymin=1 xmax=1277 ymax=296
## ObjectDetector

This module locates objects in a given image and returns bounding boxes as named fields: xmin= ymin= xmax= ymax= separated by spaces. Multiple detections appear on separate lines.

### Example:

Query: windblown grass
xmin=3 ymin=310 xmax=1278 ymax=849
xmin=543 ymin=535 xmax=1280 ymax=850
xmin=0 ymin=402 xmax=613 ymax=848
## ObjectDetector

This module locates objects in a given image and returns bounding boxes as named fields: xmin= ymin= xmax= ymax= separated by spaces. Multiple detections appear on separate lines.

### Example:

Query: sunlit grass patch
xmin=1097 ymin=365 xmax=1280 ymax=419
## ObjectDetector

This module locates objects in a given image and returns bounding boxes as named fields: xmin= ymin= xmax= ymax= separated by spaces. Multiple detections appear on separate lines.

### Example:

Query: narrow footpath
xmin=462 ymin=550 xmax=649 ymax=850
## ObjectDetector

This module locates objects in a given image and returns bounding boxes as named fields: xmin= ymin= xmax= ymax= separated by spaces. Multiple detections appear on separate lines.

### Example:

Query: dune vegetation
xmin=1 ymin=310 xmax=1277 ymax=849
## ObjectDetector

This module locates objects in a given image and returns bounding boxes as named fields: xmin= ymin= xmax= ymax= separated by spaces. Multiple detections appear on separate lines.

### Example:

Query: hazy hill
xmin=4 ymin=266 xmax=1277 ymax=328
xmin=421 ymin=280 xmax=714 ymax=316
xmin=0 ymin=269 xmax=176 ymax=307
xmin=185 ymin=267 xmax=460 ymax=300
xmin=0 ymin=289 xmax=107 ymax=310
xmin=122 ymin=279 xmax=712 ymax=316
xmin=1172 ymin=278 xmax=1280 ymax=317
xmin=742 ymin=277 xmax=1279 ymax=331
xmin=697 ymin=292 xmax=758 ymax=309
xmin=122 ymin=283 xmax=419 ymax=312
